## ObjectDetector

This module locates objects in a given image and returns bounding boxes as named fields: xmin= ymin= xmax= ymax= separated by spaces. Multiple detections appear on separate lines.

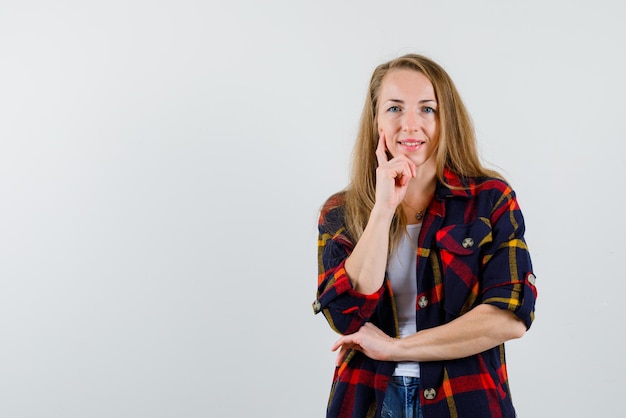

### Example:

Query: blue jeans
xmin=381 ymin=376 xmax=423 ymax=418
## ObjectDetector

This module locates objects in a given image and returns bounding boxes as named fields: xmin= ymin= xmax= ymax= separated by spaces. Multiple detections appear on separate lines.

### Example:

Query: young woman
xmin=313 ymin=54 xmax=537 ymax=418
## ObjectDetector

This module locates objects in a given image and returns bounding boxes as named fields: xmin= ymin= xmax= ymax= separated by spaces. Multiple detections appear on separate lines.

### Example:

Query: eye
xmin=387 ymin=105 xmax=401 ymax=113
xmin=423 ymin=106 xmax=436 ymax=114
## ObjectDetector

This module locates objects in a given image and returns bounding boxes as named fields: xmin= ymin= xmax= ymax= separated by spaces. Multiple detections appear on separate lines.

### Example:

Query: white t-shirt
xmin=387 ymin=223 xmax=421 ymax=377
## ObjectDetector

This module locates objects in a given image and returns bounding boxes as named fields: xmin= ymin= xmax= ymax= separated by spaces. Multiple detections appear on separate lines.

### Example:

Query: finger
xmin=330 ymin=337 xmax=343 ymax=353
xmin=408 ymin=159 xmax=417 ymax=178
xmin=392 ymin=158 xmax=417 ymax=186
xmin=375 ymin=133 xmax=388 ymax=166
xmin=335 ymin=346 xmax=346 ymax=367
xmin=362 ymin=322 xmax=383 ymax=335
xmin=395 ymin=164 xmax=412 ymax=186
xmin=399 ymin=169 xmax=411 ymax=186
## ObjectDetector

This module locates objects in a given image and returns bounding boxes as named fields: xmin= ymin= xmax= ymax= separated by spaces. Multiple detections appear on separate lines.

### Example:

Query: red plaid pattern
xmin=314 ymin=169 xmax=537 ymax=418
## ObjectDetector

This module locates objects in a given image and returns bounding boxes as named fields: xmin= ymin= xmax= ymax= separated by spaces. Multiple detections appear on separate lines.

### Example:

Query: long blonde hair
xmin=343 ymin=53 xmax=502 ymax=247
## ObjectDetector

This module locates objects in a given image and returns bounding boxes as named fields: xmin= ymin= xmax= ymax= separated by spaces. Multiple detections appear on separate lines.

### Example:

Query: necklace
xmin=403 ymin=189 xmax=435 ymax=222
xmin=404 ymin=199 xmax=432 ymax=221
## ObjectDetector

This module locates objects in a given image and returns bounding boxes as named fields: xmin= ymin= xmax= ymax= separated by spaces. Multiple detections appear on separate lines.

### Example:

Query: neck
xmin=401 ymin=170 xmax=437 ymax=224
xmin=404 ymin=169 xmax=437 ymax=203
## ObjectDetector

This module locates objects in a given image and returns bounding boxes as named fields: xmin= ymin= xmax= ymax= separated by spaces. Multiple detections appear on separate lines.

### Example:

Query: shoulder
xmin=472 ymin=176 xmax=515 ymax=197
xmin=441 ymin=169 xmax=514 ymax=200
xmin=469 ymin=177 xmax=524 ymax=224
xmin=317 ymin=191 xmax=349 ymax=236
xmin=442 ymin=172 xmax=521 ymax=214
xmin=319 ymin=191 xmax=347 ymax=220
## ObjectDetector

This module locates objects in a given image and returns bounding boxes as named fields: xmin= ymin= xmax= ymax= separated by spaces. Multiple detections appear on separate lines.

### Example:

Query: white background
xmin=1 ymin=0 xmax=624 ymax=417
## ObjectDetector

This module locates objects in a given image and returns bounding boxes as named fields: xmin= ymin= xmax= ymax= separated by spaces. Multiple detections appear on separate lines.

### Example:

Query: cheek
xmin=384 ymin=136 xmax=398 ymax=158
xmin=433 ymin=126 xmax=439 ymax=144
xmin=429 ymin=120 xmax=439 ymax=137
xmin=377 ymin=119 xmax=392 ymax=138
xmin=384 ymin=135 xmax=395 ymax=148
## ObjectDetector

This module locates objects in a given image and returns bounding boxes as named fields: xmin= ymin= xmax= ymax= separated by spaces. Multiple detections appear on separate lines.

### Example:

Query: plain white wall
xmin=1 ymin=0 xmax=625 ymax=417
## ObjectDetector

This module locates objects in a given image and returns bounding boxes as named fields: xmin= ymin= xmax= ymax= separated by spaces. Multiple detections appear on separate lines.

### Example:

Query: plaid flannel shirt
xmin=313 ymin=169 xmax=537 ymax=418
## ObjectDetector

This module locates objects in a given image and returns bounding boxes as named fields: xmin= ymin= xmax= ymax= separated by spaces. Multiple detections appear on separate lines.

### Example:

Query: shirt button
xmin=462 ymin=237 xmax=474 ymax=248
xmin=418 ymin=296 xmax=429 ymax=309
xmin=423 ymin=388 xmax=437 ymax=400
xmin=312 ymin=299 xmax=322 ymax=314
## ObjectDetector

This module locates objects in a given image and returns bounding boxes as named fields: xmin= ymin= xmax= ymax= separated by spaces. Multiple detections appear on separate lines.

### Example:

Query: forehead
xmin=378 ymin=68 xmax=435 ymax=101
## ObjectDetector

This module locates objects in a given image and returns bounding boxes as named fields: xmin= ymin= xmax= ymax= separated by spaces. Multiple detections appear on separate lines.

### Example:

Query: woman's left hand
xmin=331 ymin=322 xmax=397 ymax=366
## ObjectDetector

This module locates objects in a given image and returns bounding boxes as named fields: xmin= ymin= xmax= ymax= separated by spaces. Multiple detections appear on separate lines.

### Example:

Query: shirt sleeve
xmin=480 ymin=182 xmax=537 ymax=329
xmin=313 ymin=198 xmax=385 ymax=335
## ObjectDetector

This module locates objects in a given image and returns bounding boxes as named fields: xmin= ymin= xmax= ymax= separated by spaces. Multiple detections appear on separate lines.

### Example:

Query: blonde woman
xmin=313 ymin=54 xmax=537 ymax=418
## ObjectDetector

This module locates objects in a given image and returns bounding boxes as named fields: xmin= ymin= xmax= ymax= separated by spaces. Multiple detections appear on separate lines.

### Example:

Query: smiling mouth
xmin=399 ymin=140 xmax=425 ymax=146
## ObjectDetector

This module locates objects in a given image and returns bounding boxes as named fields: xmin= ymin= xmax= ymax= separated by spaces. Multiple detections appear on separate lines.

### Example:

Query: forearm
xmin=344 ymin=206 xmax=395 ymax=294
xmin=391 ymin=304 xmax=526 ymax=362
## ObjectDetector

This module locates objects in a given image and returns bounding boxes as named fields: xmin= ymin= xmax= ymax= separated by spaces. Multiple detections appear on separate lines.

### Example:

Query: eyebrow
xmin=386 ymin=99 xmax=437 ymax=104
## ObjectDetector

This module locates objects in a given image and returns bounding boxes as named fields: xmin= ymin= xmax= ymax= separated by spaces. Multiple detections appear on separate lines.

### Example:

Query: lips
xmin=398 ymin=139 xmax=425 ymax=147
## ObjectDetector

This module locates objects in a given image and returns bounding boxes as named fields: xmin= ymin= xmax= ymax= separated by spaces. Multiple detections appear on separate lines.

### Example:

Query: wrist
xmin=388 ymin=337 xmax=402 ymax=362
xmin=369 ymin=204 xmax=396 ymax=225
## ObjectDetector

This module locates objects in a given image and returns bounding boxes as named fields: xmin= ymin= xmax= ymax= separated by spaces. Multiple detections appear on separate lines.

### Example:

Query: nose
xmin=402 ymin=110 xmax=421 ymax=132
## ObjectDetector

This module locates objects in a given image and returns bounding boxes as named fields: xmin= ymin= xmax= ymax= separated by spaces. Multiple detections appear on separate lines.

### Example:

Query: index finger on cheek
xmin=376 ymin=134 xmax=388 ymax=165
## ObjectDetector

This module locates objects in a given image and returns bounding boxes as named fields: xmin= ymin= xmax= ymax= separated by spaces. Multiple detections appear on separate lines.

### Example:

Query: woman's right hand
xmin=343 ymin=133 xmax=413 ymax=294
xmin=374 ymin=133 xmax=416 ymax=215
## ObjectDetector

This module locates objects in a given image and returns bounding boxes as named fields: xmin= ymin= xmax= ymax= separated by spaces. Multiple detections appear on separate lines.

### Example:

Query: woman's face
xmin=376 ymin=68 xmax=440 ymax=168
